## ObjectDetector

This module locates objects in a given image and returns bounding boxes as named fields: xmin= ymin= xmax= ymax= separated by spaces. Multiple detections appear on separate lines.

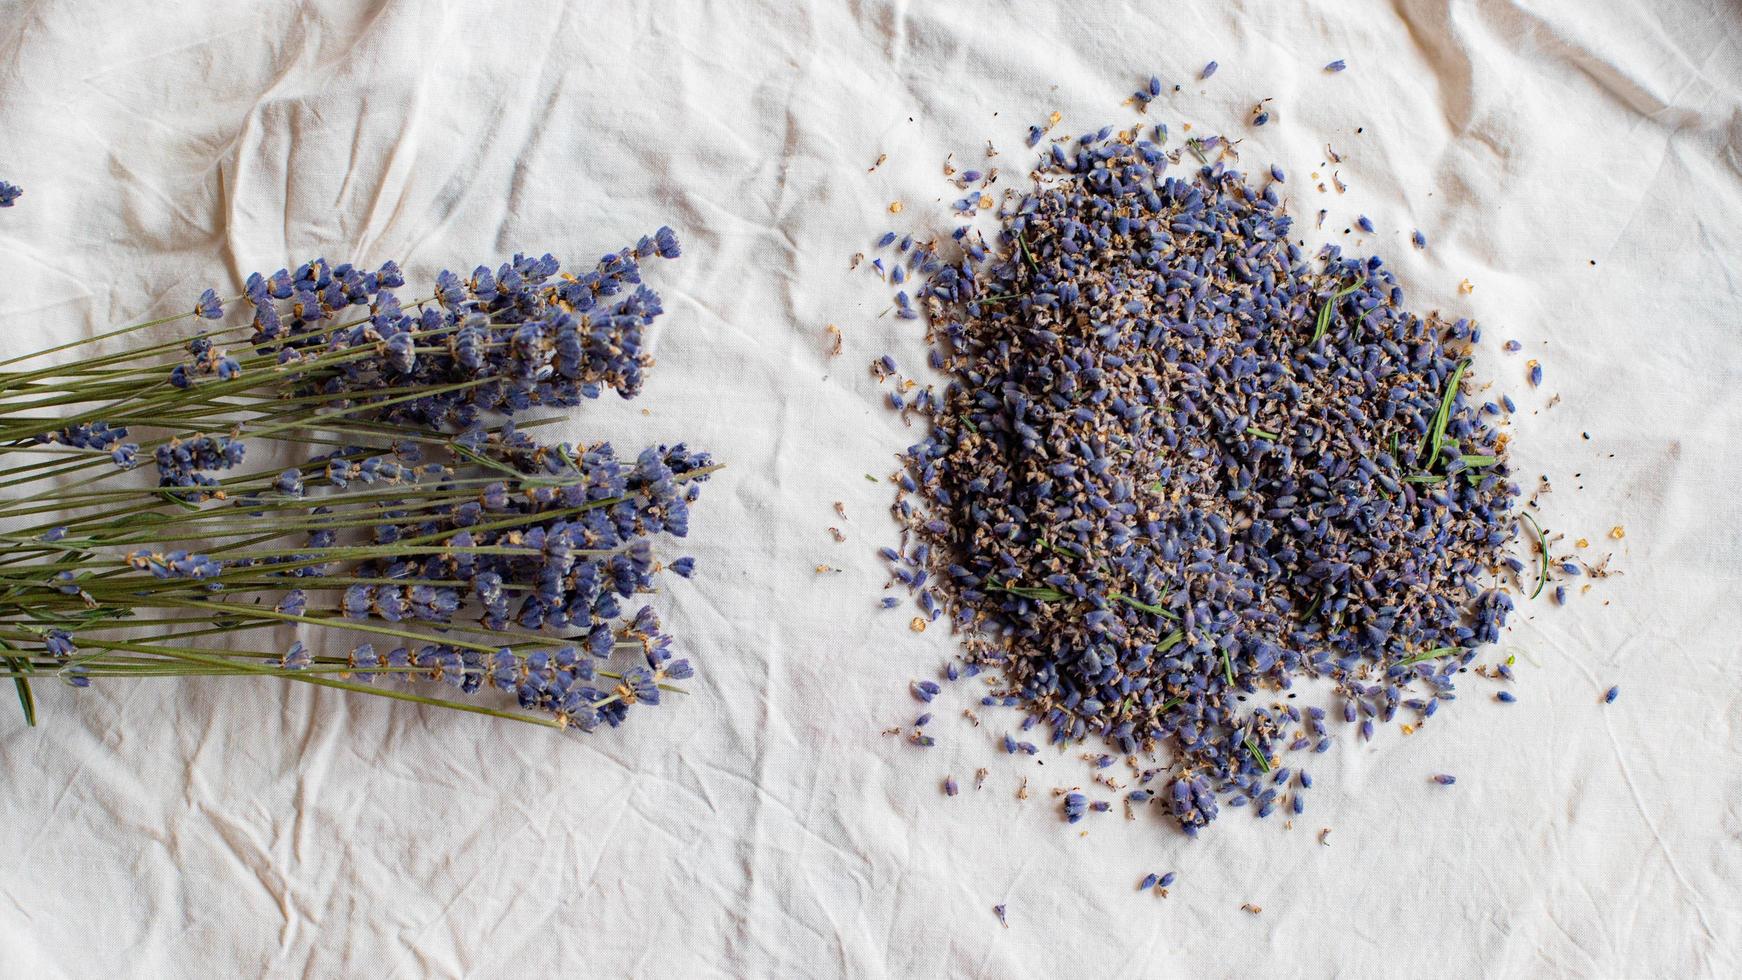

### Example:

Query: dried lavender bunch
xmin=876 ymin=124 xmax=1518 ymax=833
xmin=0 ymin=229 xmax=714 ymax=731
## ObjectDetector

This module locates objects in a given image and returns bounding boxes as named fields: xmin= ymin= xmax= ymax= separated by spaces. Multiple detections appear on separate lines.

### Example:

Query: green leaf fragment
xmin=1310 ymin=278 xmax=1367 ymax=343
xmin=1111 ymin=591 xmax=1179 ymax=620
xmin=1519 ymin=511 xmax=1550 ymax=600
xmin=987 ymin=579 xmax=1069 ymax=602
xmin=1396 ymin=645 xmax=1460 ymax=668
xmin=0 ymin=640 xmax=35 ymax=727
xmin=1421 ymin=358 xmax=1470 ymax=466
xmin=9 ymin=668 xmax=35 ymax=727
xmin=1244 ymin=736 xmax=1271 ymax=773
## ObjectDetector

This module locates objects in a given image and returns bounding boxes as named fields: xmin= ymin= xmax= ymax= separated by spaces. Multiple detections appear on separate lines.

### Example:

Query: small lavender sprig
xmin=0 ymin=230 xmax=715 ymax=731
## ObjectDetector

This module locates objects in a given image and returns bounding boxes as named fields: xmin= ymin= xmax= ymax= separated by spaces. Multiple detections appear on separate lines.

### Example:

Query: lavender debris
xmin=870 ymin=113 xmax=1522 ymax=835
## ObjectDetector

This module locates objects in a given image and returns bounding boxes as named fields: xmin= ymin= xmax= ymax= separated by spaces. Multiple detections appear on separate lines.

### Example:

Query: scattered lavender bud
xmin=1063 ymin=792 xmax=1088 ymax=823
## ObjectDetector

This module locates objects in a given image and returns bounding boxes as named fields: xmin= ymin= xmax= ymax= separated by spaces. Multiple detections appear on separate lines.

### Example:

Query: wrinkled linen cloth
xmin=1 ymin=1 xmax=1739 ymax=976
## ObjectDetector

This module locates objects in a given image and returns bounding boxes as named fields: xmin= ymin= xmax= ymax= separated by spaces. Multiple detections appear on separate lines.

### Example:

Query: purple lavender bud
xmin=44 ymin=630 xmax=75 ymax=658
xmin=1063 ymin=792 xmax=1088 ymax=823
xmin=275 ymin=590 xmax=308 ymax=618
xmin=280 ymin=641 xmax=311 ymax=671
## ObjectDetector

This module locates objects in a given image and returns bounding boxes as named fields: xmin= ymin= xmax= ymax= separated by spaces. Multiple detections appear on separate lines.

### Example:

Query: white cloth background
xmin=1 ymin=1 xmax=1739 ymax=976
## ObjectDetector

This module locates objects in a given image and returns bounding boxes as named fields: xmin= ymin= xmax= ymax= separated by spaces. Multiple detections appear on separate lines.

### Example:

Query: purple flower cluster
xmin=309 ymin=431 xmax=707 ymax=729
xmin=0 ymin=181 xmax=20 ymax=207
xmin=198 ymin=234 xmax=679 ymax=429
xmin=155 ymin=434 xmax=246 ymax=498
xmin=20 ymin=232 xmax=710 ymax=733
xmin=33 ymin=421 xmax=128 ymax=456
xmin=126 ymin=548 xmax=224 ymax=579
xmin=874 ymin=123 xmax=1518 ymax=834
xmin=337 ymin=438 xmax=707 ymax=629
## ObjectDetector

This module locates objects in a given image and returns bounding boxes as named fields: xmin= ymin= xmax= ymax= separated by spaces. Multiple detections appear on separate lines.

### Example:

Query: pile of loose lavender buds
xmin=874 ymin=121 xmax=1521 ymax=834
xmin=0 ymin=230 xmax=712 ymax=732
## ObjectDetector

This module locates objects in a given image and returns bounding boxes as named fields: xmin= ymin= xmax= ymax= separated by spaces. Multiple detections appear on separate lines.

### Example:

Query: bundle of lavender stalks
xmin=0 ymin=230 xmax=714 ymax=731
